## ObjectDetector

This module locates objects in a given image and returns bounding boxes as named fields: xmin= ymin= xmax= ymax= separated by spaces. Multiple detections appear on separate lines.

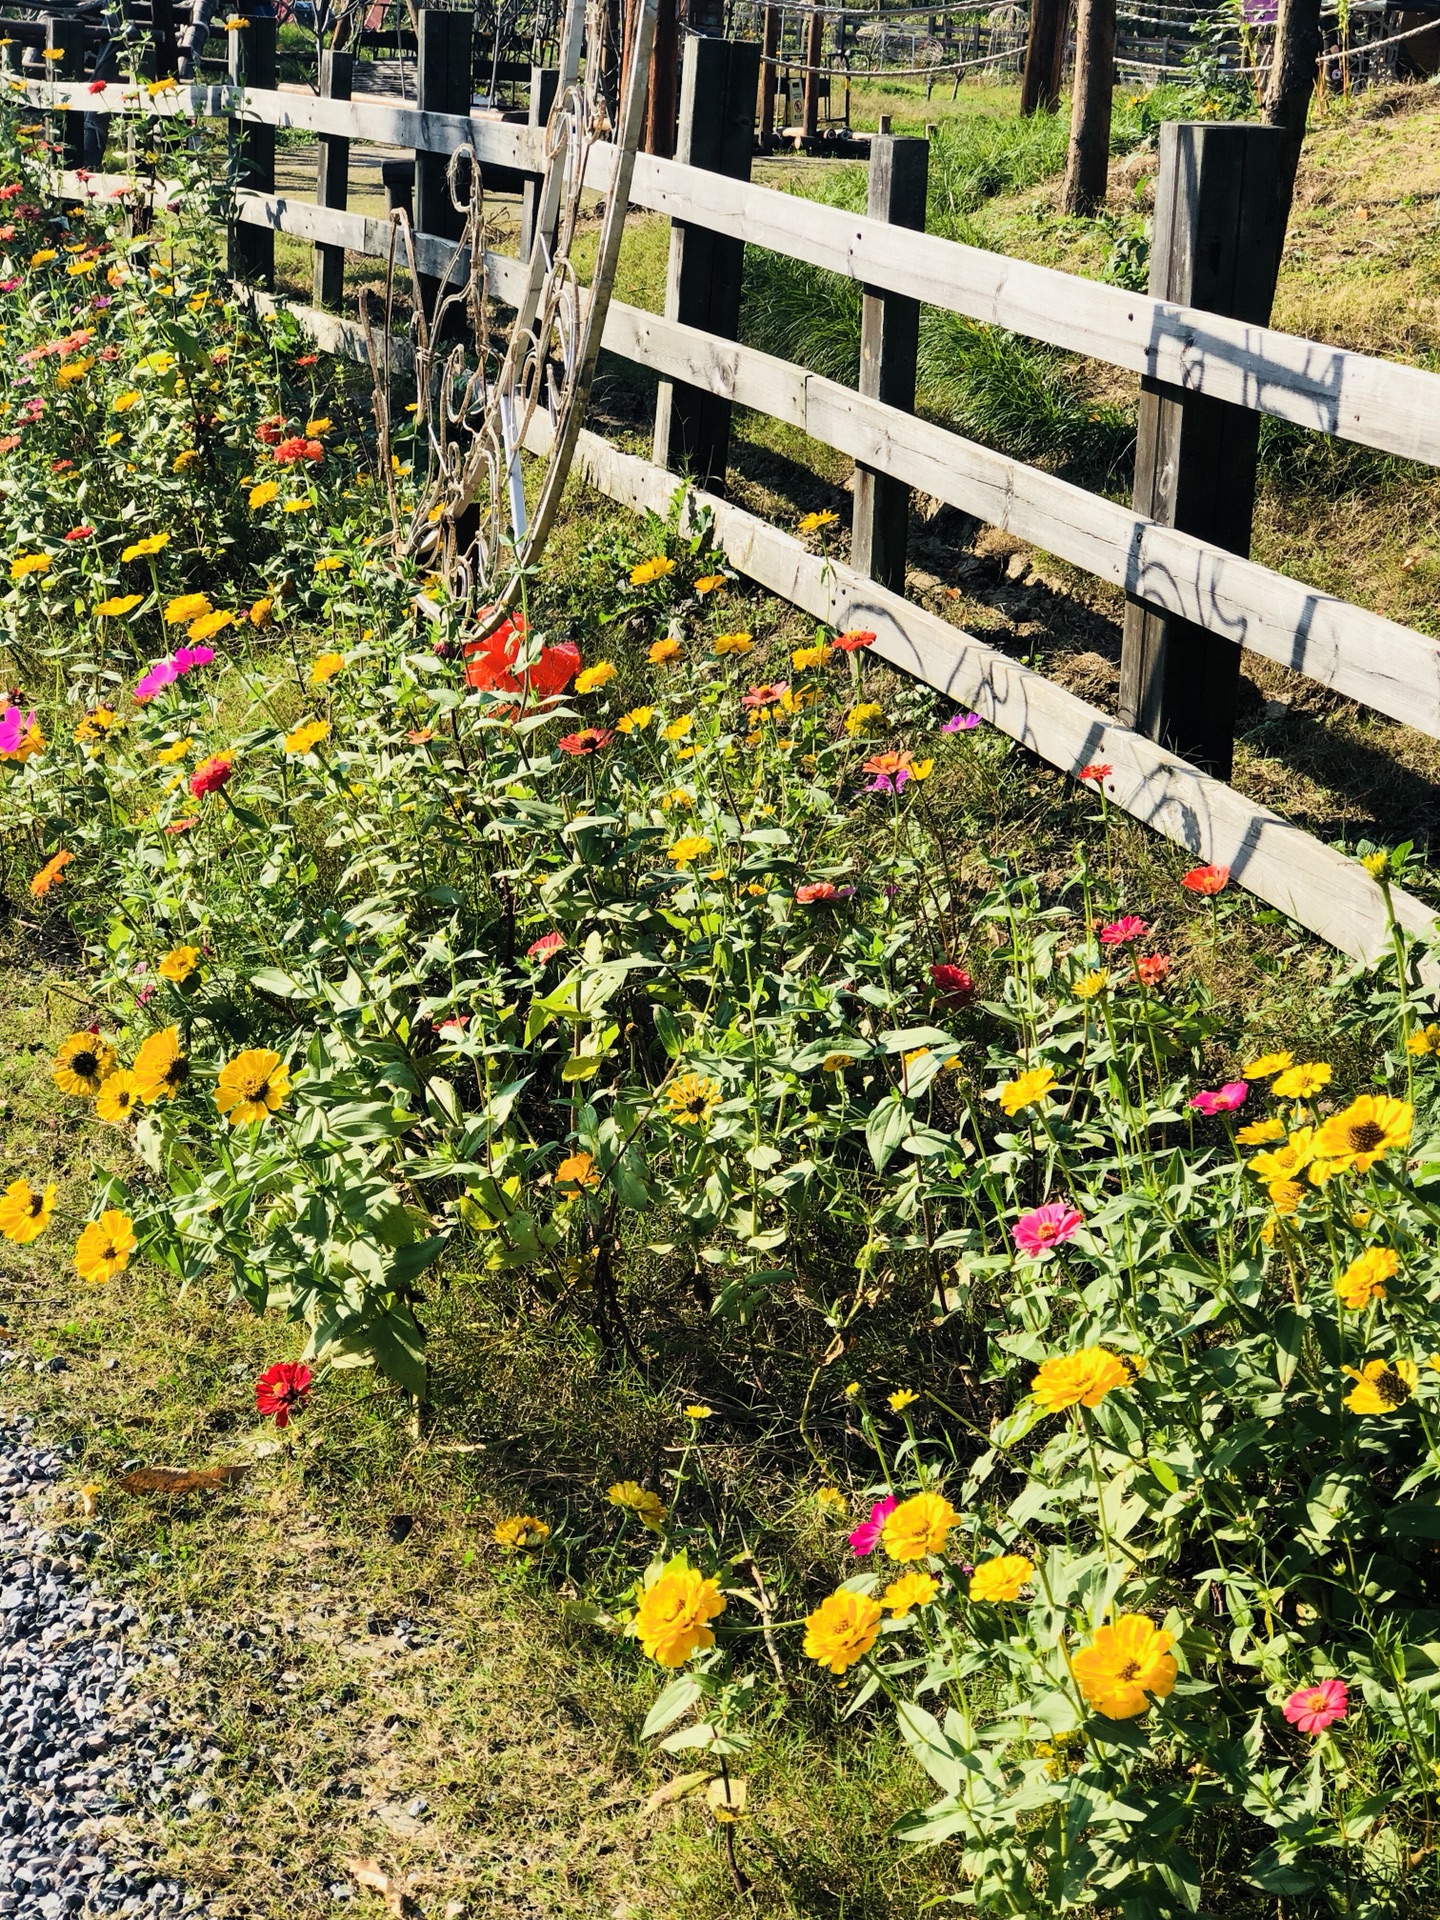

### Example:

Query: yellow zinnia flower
xmin=616 ymin=706 xmax=653 ymax=733
xmin=1236 ymin=1117 xmax=1285 ymax=1145
xmin=10 ymin=553 xmax=50 ymax=579
xmin=997 ymin=1065 xmax=1057 ymax=1116
xmin=634 ymin=1565 xmax=725 ymax=1667
xmin=73 ymin=1210 xmax=137 ymax=1286
xmin=629 ymin=555 xmax=675 ymax=586
xmin=880 ymin=1570 xmax=938 ymax=1617
xmin=309 ymin=651 xmax=344 ymax=684
xmin=663 ymin=1073 xmax=720 ymax=1127
xmin=798 ymin=509 xmax=839 ymax=533
xmin=714 ymin=631 xmax=754 ymax=656
xmin=53 ymin=1032 xmax=117 ymax=1098
xmin=157 ymin=944 xmax=201 ymax=984
xmin=56 ymin=356 xmax=94 ymax=387
xmin=1343 ymin=1357 xmax=1417 ymax=1414
xmin=1271 ymin=1062 xmax=1331 ymax=1099
xmin=1335 ymin=1247 xmax=1397 ymax=1310
xmin=164 ymin=592 xmax=210 ymax=626
xmin=214 ymin=1048 xmax=290 ymax=1126
xmin=1071 ymin=1615 xmax=1177 ymax=1719
xmin=803 ymin=1589 xmax=882 ymax=1672
xmin=492 ymin=1514 xmax=550 ymax=1550
xmin=694 ymin=573 xmax=727 ymax=594
xmin=1031 ymin=1347 xmax=1129 ymax=1414
xmin=668 ymin=834 xmax=711 ymax=868
xmin=968 ymin=1554 xmax=1034 ymax=1603
xmin=792 ymin=641 xmax=831 ymax=669
xmin=132 ymin=1026 xmax=188 ymax=1103
xmin=1314 ymin=1094 xmax=1412 ymax=1173
xmin=882 ymin=1490 xmax=959 ymax=1562
xmin=1242 ymin=1051 xmax=1293 ymax=1078
xmin=95 ymin=593 xmax=143 ymax=617
xmin=189 ymin=610 xmax=232 ymax=643
xmin=575 ymin=662 xmax=617 ymax=693
xmin=607 ymin=1481 xmax=667 ymax=1529
xmin=121 ymin=532 xmax=168 ymax=561
xmin=844 ymin=702 xmax=883 ymax=737
xmin=662 ymin=715 xmax=694 ymax=741
xmin=649 ymin=636 xmax=681 ymax=664
xmin=0 ymin=1178 xmax=56 ymax=1245
xmin=285 ymin=718 xmax=330 ymax=755
xmin=248 ymin=479 xmax=279 ymax=510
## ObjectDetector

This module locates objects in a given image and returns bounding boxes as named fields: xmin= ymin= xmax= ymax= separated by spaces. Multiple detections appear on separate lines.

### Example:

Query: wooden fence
xmin=19 ymin=27 xmax=1440 ymax=970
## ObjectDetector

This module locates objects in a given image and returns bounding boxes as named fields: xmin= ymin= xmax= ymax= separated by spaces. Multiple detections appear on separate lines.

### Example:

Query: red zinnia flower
xmin=0 ymin=185 xmax=20 ymax=200
xmin=63 ymin=525 xmax=93 ymax=542
xmin=189 ymin=753 xmax=234 ymax=798
xmin=273 ymin=435 xmax=323 ymax=465
xmin=296 ymin=354 xmax=319 ymax=367
xmin=1134 ymin=952 xmax=1170 ymax=988
xmin=1078 ymin=762 xmax=1112 ymax=785
xmin=833 ymin=629 xmax=876 ymax=652
xmin=527 ymin=930 xmax=565 ymax=961
xmin=795 ymin=881 xmax=854 ymax=905
xmin=559 ymin=728 xmax=613 ymax=757
xmin=50 ymin=459 xmax=74 ymax=473
xmin=163 ymin=817 xmax=197 ymax=835
xmin=255 ymin=1360 xmax=313 ymax=1429
xmin=87 ymin=79 xmax=108 ymax=93
xmin=742 ymin=681 xmax=789 ymax=710
xmin=256 ymin=415 xmax=287 ymax=445
xmin=1099 ymin=914 xmax=1147 ymax=946
xmin=930 ymin=962 xmax=975 ymax=1005
xmin=1182 ymin=863 xmax=1230 ymax=896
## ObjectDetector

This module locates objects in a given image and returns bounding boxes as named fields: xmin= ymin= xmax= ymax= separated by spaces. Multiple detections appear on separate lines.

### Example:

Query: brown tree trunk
xmin=1020 ymin=0 xmax=1069 ymax=115
xmin=1061 ymin=0 xmax=1115 ymax=215
xmin=1262 ymin=0 xmax=1323 ymax=225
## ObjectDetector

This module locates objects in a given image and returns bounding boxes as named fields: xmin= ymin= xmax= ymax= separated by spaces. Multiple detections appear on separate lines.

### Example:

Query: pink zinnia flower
xmin=795 ymin=881 xmax=854 ymax=905
xmin=930 ymin=962 xmax=975 ymax=1005
xmin=943 ymin=711 xmax=980 ymax=732
xmin=0 ymin=706 xmax=36 ymax=754
xmin=1189 ymin=1081 xmax=1247 ymax=1116
xmin=848 ymin=1496 xmax=896 ymax=1556
xmin=1099 ymin=914 xmax=1148 ymax=945
xmin=1282 ymin=1678 xmax=1348 ymax=1735
xmin=1012 ymin=1202 xmax=1083 ymax=1258
xmin=742 ymin=681 xmax=789 ymax=710
xmin=527 ymin=931 xmax=565 ymax=961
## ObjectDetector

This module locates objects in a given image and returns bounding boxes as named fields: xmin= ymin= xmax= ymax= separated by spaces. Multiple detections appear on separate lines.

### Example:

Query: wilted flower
xmin=493 ymin=1514 xmax=550 ymax=1550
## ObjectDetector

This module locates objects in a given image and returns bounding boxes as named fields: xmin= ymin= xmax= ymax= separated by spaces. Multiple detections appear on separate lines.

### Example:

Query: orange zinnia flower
xmin=29 ymin=848 xmax=73 ymax=896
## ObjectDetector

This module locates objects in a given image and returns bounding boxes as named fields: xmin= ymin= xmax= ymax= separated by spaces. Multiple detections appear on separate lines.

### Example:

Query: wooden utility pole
xmin=645 ymin=0 xmax=679 ymax=155
xmin=759 ymin=2 xmax=780 ymax=147
xmin=1061 ymin=0 xmax=1115 ymax=213
xmin=802 ymin=4 xmax=825 ymax=138
xmin=1262 ymin=0 xmax=1323 ymax=222
xmin=1020 ymin=0 xmax=1069 ymax=115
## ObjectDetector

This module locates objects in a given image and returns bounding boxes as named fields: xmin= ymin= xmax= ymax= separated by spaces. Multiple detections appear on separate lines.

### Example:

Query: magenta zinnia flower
xmin=1099 ymin=914 xmax=1148 ymax=945
xmin=1189 ymin=1081 xmax=1247 ymax=1116
xmin=942 ymin=711 xmax=980 ymax=732
xmin=1282 ymin=1678 xmax=1348 ymax=1735
xmin=848 ymin=1495 xmax=896 ymax=1556
xmin=1012 ymin=1202 xmax=1083 ymax=1258
xmin=0 ymin=705 xmax=36 ymax=754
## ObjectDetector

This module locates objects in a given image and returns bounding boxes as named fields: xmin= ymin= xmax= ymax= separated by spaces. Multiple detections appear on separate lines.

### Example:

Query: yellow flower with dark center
xmin=668 ymin=834 xmax=711 ymax=868
xmin=0 ymin=1178 xmax=56 ymax=1245
xmin=1250 ymin=1129 xmax=1314 ymax=1182
xmin=821 ymin=1053 xmax=851 ymax=1072
xmin=1343 ymin=1357 xmax=1417 ymax=1414
xmin=1242 ymin=1051 xmax=1293 ymax=1078
xmin=73 ymin=1210 xmax=136 ymax=1286
xmin=1406 ymin=1024 xmax=1440 ymax=1058
xmin=1071 ymin=1615 xmax=1177 ymax=1719
xmin=1237 ymin=1117 xmax=1285 ymax=1145
xmin=493 ymin=1514 xmax=550 ymax=1550
xmin=248 ymin=479 xmax=279 ymax=510
xmin=888 ymin=1388 xmax=918 ymax=1412
xmin=285 ymin=718 xmax=330 ymax=756
xmin=882 ymin=1490 xmax=959 ymax=1562
xmin=309 ymin=651 xmax=344 ymax=684
xmin=95 ymin=593 xmax=143 ymax=617
xmin=798 ymin=509 xmax=839 ymax=533
xmin=881 ymin=1570 xmax=938 ymax=1617
xmin=555 ymin=1150 xmax=600 ymax=1191
xmin=158 ymin=944 xmax=201 ymax=984
xmin=575 ymin=661 xmax=617 ymax=693
xmin=1314 ymin=1094 xmax=1412 ymax=1173
xmin=74 ymin=707 xmax=117 ymax=744
xmin=713 ymin=631 xmax=753 ymax=656
xmin=164 ymin=592 xmax=210 ymax=626
xmin=664 ymin=1072 xmax=720 ymax=1127
xmin=634 ymin=1566 xmax=725 ymax=1667
xmin=997 ymin=1065 xmax=1057 ymax=1116
xmin=1271 ymin=1061 xmax=1331 ymax=1099
xmin=133 ymin=1026 xmax=188 ymax=1103
xmin=629 ymin=556 xmax=675 ymax=586
xmin=607 ymin=1481 xmax=667 ymax=1529
xmin=968 ymin=1554 xmax=1035 ymax=1603
xmin=53 ymin=1032 xmax=117 ymax=1098
xmin=95 ymin=1071 xmax=142 ymax=1125
xmin=10 ymin=553 xmax=50 ymax=579
xmin=1072 ymin=970 xmax=1108 ymax=1000
xmin=649 ymin=636 xmax=681 ymax=664
xmin=1031 ymin=1347 xmax=1129 ymax=1415
xmin=214 ymin=1048 xmax=290 ymax=1126
xmin=803 ymin=1589 xmax=882 ymax=1672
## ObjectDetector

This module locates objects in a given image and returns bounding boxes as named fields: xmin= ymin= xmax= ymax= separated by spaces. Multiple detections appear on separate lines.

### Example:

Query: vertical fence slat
xmin=1118 ymin=120 xmax=1290 ymax=779
xmin=44 ymin=16 xmax=87 ymax=175
xmin=520 ymin=63 xmax=560 ymax=260
xmin=758 ymin=2 xmax=779 ymax=149
xmin=801 ymin=4 xmax=823 ymax=138
xmin=313 ymin=49 xmax=353 ymax=312
xmin=852 ymin=119 xmax=928 ymax=596
xmin=652 ymin=32 xmax=760 ymax=489
xmin=228 ymin=15 xmax=276 ymax=290
xmin=415 ymin=8 xmax=471 ymax=316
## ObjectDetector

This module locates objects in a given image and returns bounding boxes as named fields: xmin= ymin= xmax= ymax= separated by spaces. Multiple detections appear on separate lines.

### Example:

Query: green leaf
xmin=642 ymin=1674 xmax=703 ymax=1741
xmin=865 ymin=1094 xmax=913 ymax=1173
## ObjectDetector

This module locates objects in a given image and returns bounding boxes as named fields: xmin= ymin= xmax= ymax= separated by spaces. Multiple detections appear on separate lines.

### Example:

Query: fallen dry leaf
xmin=119 ymin=1464 xmax=251 ymax=1495
xmin=343 ymin=1855 xmax=411 ymax=1916
xmin=644 ymin=1769 xmax=709 ymax=1815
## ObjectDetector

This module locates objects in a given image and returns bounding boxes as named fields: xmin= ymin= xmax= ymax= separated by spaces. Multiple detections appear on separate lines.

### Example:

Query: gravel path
xmin=0 ymin=1417 xmax=213 ymax=1919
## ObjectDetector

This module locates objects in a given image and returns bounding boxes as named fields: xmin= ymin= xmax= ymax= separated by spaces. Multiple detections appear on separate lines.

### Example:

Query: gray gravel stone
xmin=0 ymin=1420 xmax=218 ymax=1917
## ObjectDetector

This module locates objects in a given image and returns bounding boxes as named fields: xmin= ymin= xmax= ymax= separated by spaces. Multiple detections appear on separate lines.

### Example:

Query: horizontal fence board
xmin=36 ymin=78 xmax=1440 ymax=468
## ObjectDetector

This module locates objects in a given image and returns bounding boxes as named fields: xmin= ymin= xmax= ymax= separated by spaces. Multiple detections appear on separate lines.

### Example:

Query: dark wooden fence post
xmin=801 ymin=3 xmax=823 ymax=138
xmin=852 ymin=116 xmax=928 ymax=594
xmin=519 ymin=63 xmax=559 ymax=259
xmin=1118 ymin=120 xmax=1291 ymax=778
xmin=227 ymin=15 xmax=276 ymax=290
xmin=415 ymin=8 xmax=470 ymax=315
xmin=313 ymin=49 xmax=353 ymax=311
xmin=1061 ymin=0 xmax=1115 ymax=213
xmin=44 ymin=16 xmax=87 ymax=174
xmin=1020 ymin=0 xmax=1069 ymax=112
xmin=652 ymin=33 xmax=760 ymax=488
xmin=758 ymin=3 xmax=779 ymax=148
